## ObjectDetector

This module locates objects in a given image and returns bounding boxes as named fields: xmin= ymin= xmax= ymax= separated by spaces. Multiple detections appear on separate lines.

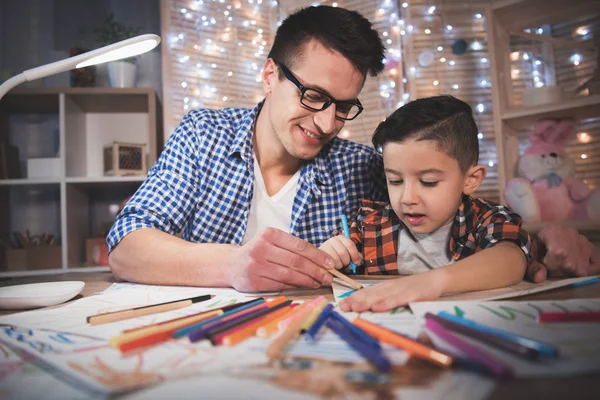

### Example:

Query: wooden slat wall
xmin=161 ymin=0 xmax=277 ymax=137
xmin=402 ymin=0 xmax=497 ymax=201
xmin=161 ymin=1 xmax=597 ymax=208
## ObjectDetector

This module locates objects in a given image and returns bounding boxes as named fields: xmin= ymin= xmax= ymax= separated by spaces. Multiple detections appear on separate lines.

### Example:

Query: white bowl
xmin=0 ymin=281 xmax=85 ymax=310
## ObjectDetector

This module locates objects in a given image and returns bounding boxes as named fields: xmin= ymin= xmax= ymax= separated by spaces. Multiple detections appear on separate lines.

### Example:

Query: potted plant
xmin=94 ymin=13 xmax=142 ymax=88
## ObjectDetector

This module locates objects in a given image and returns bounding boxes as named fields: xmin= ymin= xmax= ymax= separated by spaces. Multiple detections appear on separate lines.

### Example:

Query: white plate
xmin=0 ymin=281 xmax=85 ymax=310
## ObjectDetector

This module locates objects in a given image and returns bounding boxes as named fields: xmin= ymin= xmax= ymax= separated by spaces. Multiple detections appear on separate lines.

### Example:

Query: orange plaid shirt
xmin=347 ymin=196 xmax=531 ymax=275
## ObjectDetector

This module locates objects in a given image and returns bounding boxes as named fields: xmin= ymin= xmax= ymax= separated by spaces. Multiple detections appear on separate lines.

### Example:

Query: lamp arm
xmin=0 ymin=73 xmax=27 ymax=99
xmin=0 ymin=34 xmax=160 ymax=101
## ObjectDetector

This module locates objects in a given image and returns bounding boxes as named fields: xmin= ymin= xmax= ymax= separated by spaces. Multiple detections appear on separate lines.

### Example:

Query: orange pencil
xmin=116 ymin=309 xmax=223 ymax=352
xmin=110 ymin=309 xmax=224 ymax=348
xmin=216 ymin=305 xmax=294 ymax=346
xmin=353 ymin=318 xmax=454 ymax=368
xmin=256 ymin=305 xmax=299 ymax=338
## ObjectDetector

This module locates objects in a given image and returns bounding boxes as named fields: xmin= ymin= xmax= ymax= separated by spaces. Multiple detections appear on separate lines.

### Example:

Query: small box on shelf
xmin=5 ymin=246 xmax=62 ymax=271
xmin=103 ymin=142 xmax=147 ymax=176
xmin=85 ymin=238 xmax=108 ymax=266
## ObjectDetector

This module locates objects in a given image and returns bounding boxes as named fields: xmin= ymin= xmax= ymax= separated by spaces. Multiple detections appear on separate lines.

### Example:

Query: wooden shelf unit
xmin=0 ymin=87 xmax=163 ymax=276
xmin=486 ymin=1 xmax=600 ymax=241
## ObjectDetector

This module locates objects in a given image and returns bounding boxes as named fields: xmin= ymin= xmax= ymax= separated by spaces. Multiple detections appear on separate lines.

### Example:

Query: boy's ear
xmin=463 ymin=164 xmax=487 ymax=195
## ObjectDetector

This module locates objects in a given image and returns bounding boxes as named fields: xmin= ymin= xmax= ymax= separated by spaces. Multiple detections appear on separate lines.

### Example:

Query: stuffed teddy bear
xmin=504 ymin=118 xmax=600 ymax=222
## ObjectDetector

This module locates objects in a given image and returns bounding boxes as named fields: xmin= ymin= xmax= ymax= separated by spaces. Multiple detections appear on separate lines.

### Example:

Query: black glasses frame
xmin=274 ymin=60 xmax=364 ymax=121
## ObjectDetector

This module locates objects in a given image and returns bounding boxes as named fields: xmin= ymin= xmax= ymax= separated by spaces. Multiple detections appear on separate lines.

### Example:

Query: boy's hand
xmin=339 ymin=273 xmax=444 ymax=312
xmin=319 ymin=235 xmax=362 ymax=270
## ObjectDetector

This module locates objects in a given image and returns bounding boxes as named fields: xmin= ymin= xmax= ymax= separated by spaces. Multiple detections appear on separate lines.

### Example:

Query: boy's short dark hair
xmin=268 ymin=6 xmax=385 ymax=78
xmin=372 ymin=95 xmax=479 ymax=173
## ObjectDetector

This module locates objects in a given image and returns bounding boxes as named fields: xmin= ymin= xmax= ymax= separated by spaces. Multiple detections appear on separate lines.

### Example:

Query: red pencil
xmin=538 ymin=311 xmax=600 ymax=323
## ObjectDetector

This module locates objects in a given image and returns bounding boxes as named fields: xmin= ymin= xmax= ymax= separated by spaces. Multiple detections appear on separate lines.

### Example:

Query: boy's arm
xmin=429 ymin=241 xmax=527 ymax=295
xmin=339 ymin=242 xmax=527 ymax=313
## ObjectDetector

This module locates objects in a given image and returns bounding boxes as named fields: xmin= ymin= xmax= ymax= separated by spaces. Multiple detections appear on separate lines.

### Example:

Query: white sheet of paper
xmin=0 ymin=286 xmax=257 ymax=340
xmin=332 ymin=276 xmax=598 ymax=305
xmin=409 ymin=298 xmax=600 ymax=377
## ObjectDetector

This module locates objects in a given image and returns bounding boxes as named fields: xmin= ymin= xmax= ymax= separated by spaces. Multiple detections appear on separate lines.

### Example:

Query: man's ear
xmin=261 ymin=58 xmax=278 ymax=94
xmin=463 ymin=164 xmax=487 ymax=195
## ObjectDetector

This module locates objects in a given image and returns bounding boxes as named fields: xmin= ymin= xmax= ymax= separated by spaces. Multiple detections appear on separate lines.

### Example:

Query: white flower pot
xmin=107 ymin=61 xmax=137 ymax=88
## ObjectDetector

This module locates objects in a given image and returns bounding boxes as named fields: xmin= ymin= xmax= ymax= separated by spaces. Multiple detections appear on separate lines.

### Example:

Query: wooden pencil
xmin=328 ymin=268 xmax=363 ymax=290
xmin=87 ymin=294 xmax=212 ymax=325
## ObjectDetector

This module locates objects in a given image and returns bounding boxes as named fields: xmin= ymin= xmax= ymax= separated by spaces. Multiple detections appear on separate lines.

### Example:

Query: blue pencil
xmin=569 ymin=276 xmax=599 ymax=288
xmin=341 ymin=214 xmax=357 ymax=275
xmin=325 ymin=319 xmax=392 ymax=373
xmin=305 ymin=303 xmax=333 ymax=340
xmin=330 ymin=310 xmax=382 ymax=351
xmin=437 ymin=311 xmax=559 ymax=357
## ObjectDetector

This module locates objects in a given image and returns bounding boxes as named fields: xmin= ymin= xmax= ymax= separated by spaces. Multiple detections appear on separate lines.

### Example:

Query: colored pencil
xmin=537 ymin=311 xmax=600 ymax=323
xmin=266 ymin=304 xmax=315 ymax=361
xmin=256 ymin=305 xmax=299 ymax=338
xmin=122 ymin=299 xmax=256 ymax=335
xmin=87 ymin=294 xmax=212 ymax=325
xmin=425 ymin=319 xmax=513 ymax=379
xmin=116 ymin=309 xmax=221 ymax=353
xmin=341 ymin=214 xmax=357 ymax=275
xmin=278 ymin=296 xmax=326 ymax=329
xmin=353 ymin=317 xmax=453 ymax=368
xmin=220 ymin=305 xmax=295 ymax=346
xmin=425 ymin=313 xmax=539 ymax=360
xmin=188 ymin=304 xmax=269 ymax=342
xmin=301 ymin=299 xmax=329 ymax=331
xmin=172 ymin=298 xmax=265 ymax=338
xmin=325 ymin=319 xmax=392 ymax=373
xmin=204 ymin=299 xmax=293 ymax=344
xmin=110 ymin=309 xmax=223 ymax=348
xmin=328 ymin=268 xmax=363 ymax=290
xmin=438 ymin=311 xmax=559 ymax=357
xmin=187 ymin=297 xmax=287 ymax=343
xmin=305 ymin=303 xmax=334 ymax=341
xmin=330 ymin=311 xmax=381 ymax=351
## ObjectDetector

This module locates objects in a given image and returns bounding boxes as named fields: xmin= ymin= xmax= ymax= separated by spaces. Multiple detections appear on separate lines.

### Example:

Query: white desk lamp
xmin=0 ymin=33 xmax=161 ymax=99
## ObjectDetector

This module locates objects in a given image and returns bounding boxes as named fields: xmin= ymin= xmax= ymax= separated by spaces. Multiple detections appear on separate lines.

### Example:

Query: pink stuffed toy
xmin=505 ymin=118 xmax=600 ymax=222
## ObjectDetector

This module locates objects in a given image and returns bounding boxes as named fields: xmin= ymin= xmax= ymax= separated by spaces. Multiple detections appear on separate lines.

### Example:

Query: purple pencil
xmin=425 ymin=319 xmax=513 ymax=379
xmin=188 ymin=305 xmax=269 ymax=342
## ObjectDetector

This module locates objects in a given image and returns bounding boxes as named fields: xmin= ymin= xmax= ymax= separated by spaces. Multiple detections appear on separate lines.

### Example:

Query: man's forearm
xmin=108 ymin=228 xmax=237 ymax=287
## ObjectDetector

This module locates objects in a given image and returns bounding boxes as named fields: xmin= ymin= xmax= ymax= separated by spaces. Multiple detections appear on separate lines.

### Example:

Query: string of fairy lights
xmin=166 ymin=0 xmax=595 ymax=164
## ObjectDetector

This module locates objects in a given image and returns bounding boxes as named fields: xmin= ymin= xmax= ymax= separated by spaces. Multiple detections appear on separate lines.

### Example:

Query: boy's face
xmin=260 ymin=39 xmax=364 ymax=162
xmin=383 ymin=139 xmax=472 ymax=235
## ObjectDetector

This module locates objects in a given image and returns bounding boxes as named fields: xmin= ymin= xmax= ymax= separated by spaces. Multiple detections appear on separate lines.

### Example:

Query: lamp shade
xmin=0 ymin=34 xmax=161 ymax=99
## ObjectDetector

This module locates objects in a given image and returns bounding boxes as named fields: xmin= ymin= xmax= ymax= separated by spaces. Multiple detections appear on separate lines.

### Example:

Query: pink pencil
xmin=538 ymin=311 xmax=600 ymax=323
xmin=425 ymin=319 xmax=513 ymax=379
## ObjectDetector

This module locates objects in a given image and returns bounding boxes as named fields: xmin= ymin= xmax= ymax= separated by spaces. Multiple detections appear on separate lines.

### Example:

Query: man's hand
xmin=226 ymin=227 xmax=336 ymax=292
xmin=526 ymin=225 xmax=600 ymax=282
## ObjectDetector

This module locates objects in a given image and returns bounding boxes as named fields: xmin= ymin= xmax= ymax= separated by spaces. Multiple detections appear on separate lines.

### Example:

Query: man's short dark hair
xmin=268 ymin=6 xmax=385 ymax=78
xmin=372 ymin=95 xmax=479 ymax=173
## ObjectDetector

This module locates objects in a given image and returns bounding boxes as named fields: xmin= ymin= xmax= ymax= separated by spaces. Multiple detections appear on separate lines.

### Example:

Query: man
xmin=107 ymin=6 xmax=598 ymax=292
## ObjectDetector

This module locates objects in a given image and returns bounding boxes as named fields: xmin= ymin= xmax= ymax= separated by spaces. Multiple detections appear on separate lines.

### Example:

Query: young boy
xmin=320 ymin=96 xmax=531 ymax=312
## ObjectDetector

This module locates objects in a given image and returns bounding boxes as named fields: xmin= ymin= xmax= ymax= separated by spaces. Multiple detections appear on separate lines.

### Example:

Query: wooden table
xmin=1 ymin=272 xmax=599 ymax=399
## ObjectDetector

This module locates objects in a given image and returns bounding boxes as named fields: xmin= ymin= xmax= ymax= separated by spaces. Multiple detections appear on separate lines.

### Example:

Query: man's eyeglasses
xmin=274 ymin=60 xmax=364 ymax=121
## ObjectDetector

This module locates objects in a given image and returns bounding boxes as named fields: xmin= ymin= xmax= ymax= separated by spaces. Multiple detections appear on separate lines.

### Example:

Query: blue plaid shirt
xmin=107 ymin=102 xmax=387 ymax=252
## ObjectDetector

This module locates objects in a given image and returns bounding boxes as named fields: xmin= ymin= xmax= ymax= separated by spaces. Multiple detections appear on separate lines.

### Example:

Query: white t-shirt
xmin=397 ymin=222 xmax=454 ymax=274
xmin=242 ymin=156 xmax=300 ymax=244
